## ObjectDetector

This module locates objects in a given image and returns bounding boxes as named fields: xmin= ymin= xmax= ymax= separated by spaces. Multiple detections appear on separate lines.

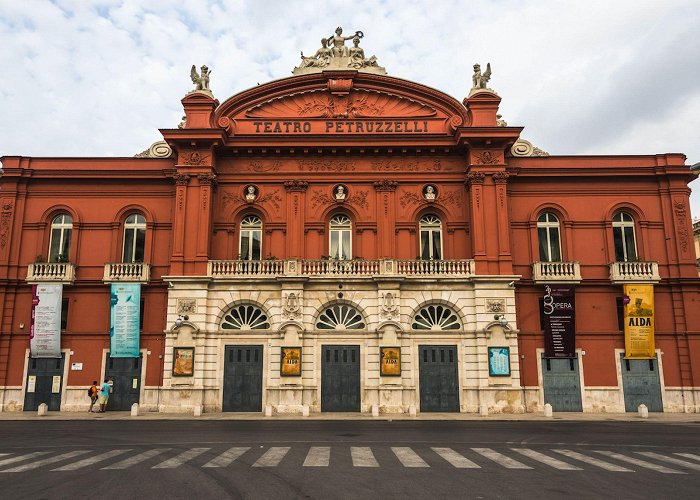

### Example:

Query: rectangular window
xmin=538 ymin=227 xmax=549 ymax=261
xmin=61 ymin=298 xmax=69 ymax=330
xmin=432 ymin=230 xmax=441 ymax=259
xmin=623 ymin=228 xmax=637 ymax=261
xmin=134 ymin=228 xmax=146 ymax=262
xmin=613 ymin=227 xmax=625 ymax=261
xmin=550 ymin=229 xmax=561 ymax=261
xmin=420 ymin=230 xmax=431 ymax=259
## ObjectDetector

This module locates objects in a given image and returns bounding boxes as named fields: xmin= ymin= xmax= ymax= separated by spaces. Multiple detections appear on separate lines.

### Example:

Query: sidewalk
xmin=1 ymin=410 xmax=699 ymax=422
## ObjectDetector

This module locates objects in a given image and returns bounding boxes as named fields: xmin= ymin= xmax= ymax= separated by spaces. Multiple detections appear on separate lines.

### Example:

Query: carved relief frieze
xmin=373 ymin=180 xmax=398 ymax=191
xmin=310 ymin=191 xmax=334 ymax=209
xmin=282 ymin=291 xmax=302 ymax=320
xmin=399 ymin=191 xmax=423 ymax=208
xmin=379 ymin=291 xmax=399 ymax=321
xmin=439 ymin=190 xmax=463 ymax=208
xmin=466 ymin=172 xmax=486 ymax=186
xmin=0 ymin=201 xmax=14 ymax=248
xmin=371 ymin=159 xmax=441 ymax=172
xmin=347 ymin=190 xmax=369 ymax=210
xmin=474 ymin=150 xmax=501 ymax=165
xmin=249 ymin=160 xmax=281 ymax=172
xmin=198 ymin=173 xmax=217 ymax=186
xmin=222 ymin=189 xmax=282 ymax=211
xmin=297 ymin=159 xmax=355 ymax=172
xmin=673 ymin=198 xmax=690 ymax=253
xmin=245 ymin=89 xmax=437 ymax=120
xmin=486 ymin=299 xmax=506 ymax=314
xmin=181 ymin=151 xmax=210 ymax=166
xmin=284 ymin=180 xmax=309 ymax=192
xmin=173 ymin=173 xmax=191 ymax=185
xmin=177 ymin=299 xmax=197 ymax=315
xmin=492 ymin=172 xmax=510 ymax=184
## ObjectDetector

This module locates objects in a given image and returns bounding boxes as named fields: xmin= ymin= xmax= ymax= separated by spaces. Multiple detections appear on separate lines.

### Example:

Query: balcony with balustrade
xmin=103 ymin=262 xmax=151 ymax=283
xmin=26 ymin=262 xmax=76 ymax=284
xmin=207 ymin=259 xmax=475 ymax=280
xmin=531 ymin=261 xmax=581 ymax=283
xmin=609 ymin=261 xmax=660 ymax=284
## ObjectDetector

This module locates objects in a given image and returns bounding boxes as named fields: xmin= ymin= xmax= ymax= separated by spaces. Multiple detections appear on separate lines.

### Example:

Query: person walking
xmin=98 ymin=378 xmax=111 ymax=413
xmin=88 ymin=380 xmax=99 ymax=413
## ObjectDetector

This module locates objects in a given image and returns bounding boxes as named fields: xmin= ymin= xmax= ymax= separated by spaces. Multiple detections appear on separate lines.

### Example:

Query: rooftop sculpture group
xmin=190 ymin=64 xmax=212 ymax=93
xmin=294 ymin=27 xmax=386 ymax=75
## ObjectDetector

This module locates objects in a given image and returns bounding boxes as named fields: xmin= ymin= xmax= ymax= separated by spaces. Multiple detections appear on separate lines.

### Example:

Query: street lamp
xmin=174 ymin=315 xmax=189 ymax=328
xmin=494 ymin=314 xmax=508 ymax=327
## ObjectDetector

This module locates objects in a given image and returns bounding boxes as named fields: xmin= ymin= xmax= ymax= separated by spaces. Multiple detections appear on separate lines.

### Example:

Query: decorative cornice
xmin=284 ymin=180 xmax=309 ymax=192
xmin=373 ymin=180 xmax=398 ymax=191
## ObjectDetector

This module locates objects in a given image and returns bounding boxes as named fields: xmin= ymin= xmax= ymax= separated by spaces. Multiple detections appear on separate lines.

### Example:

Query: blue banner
xmin=110 ymin=283 xmax=141 ymax=357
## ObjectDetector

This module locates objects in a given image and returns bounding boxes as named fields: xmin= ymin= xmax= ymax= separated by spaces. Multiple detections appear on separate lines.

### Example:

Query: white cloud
xmin=1 ymin=0 xmax=699 ymax=214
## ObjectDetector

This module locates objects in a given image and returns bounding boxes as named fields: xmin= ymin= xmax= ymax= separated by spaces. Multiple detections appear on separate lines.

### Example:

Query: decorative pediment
xmin=245 ymin=90 xmax=437 ymax=120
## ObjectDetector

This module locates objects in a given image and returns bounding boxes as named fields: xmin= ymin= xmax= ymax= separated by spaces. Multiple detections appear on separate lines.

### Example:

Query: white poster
xmin=30 ymin=284 xmax=62 ymax=358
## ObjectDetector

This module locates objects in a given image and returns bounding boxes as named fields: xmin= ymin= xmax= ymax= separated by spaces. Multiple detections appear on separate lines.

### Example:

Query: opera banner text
xmin=110 ymin=283 xmax=141 ymax=358
xmin=624 ymin=284 xmax=655 ymax=359
xmin=542 ymin=285 xmax=576 ymax=358
xmin=30 ymin=284 xmax=63 ymax=358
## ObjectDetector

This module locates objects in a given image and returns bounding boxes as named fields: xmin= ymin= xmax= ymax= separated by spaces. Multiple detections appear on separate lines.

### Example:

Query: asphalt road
xmin=0 ymin=420 xmax=698 ymax=499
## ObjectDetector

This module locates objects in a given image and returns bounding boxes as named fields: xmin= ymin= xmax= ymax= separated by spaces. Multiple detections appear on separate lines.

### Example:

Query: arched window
xmin=419 ymin=214 xmax=442 ymax=260
xmin=537 ymin=212 xmax=561 ymax=262
xmin=122 ymin=213 xmax=146 ymax=263
xmin=239 ymin=215 xmax=262 ymax=261
xmin=329 ymin=214 xmax=352 ymax=260
xmin=316 ymin=304 xmax=365 ymax=330
xmin=613 ymin=211 xmax=637 ymax=261
xmin=48 ymin=214 xmax=73 ymax=262
xmin=221 ymin=304 xmax=270 ymax=330
xmin=412 ymin=304 xmax=460 ymax=330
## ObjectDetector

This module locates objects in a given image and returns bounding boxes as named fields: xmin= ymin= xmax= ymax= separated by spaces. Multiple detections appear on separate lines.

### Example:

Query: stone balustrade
xmin=532 ymin=261 xmax=581 ymax=283
xmin=609 ymin=261 xmax=660 ymax=283
xmin=208 ymin=259 xmax=475 ymax=278
xmin=26 ymin=262 xmax=76 ymax=283
xmin=103 ymin=262 xmax=151 ymax=283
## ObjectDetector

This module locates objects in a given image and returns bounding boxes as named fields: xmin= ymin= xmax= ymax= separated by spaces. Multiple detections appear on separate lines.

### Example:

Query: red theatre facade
xmin=1 ymin=53 xmax=699 ymax=414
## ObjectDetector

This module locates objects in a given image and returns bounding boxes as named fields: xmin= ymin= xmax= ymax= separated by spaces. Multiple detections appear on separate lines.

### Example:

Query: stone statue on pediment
xmin=327 ymin=27 xmax=360 ymax=57
xmin=190 ymin=64 xmax=212 ymax=92
xmin=469 ymin=62 xmax=497 ymax=96
xmin=299 ymin=39 xmax=332 ymax=68
xmin=348 ymin=35 xmax=381 ymax=69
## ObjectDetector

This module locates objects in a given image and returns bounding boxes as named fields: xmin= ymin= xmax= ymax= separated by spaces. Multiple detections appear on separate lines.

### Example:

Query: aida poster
xmin=281 ymin=347 xmax=302 ymax=376
xmin=624 ymin=284 xmax=655 ymax=359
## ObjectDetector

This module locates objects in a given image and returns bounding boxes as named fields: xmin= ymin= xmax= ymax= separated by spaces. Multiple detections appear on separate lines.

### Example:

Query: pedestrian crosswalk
xmin=0 ymin=446 xmax=697 ymax=473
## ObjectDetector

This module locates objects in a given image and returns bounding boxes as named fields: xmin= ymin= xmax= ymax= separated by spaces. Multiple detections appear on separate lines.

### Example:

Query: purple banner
xmin=543 ymin=284 xmax=576 ymax=358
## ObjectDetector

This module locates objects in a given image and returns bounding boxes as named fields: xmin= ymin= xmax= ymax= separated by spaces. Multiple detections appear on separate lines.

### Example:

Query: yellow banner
xmin=623 ymin=284 xmax=655 ymax=359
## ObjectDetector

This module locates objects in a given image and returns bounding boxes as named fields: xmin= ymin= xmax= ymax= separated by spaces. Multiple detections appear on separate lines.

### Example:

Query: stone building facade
xmin=1 ymin=40 xmax=698 ymax=414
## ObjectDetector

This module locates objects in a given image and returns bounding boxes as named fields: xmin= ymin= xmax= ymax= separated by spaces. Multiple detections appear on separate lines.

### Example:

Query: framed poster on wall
xmin=488 ymin=347 xmax=510 ymax=376
xmin=281 ymin=347 xmax=302 ymax=376
xmin=172 ymin=347 xmax=195 ymax=376
xmin=380 ymin=347 xmax=401 ymax=376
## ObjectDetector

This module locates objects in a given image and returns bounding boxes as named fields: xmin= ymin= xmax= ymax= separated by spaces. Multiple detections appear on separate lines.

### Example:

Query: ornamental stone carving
xmin=469 ymin=62 xmax=496 ymax=95
xmin=510 ymin=139 xmax=550 ymax=157
xmin=284 ymin=180 xmax=309 ymax=192
xmin=466 ymin=172 xmax=486 ymax=186
xmin=190 ymin=64 xmax=212 ymax=93
xmin=198 ymin=173 xmax=217 ymax=186
xmin=177 ymin=298 xmax=197 ymax=315
xmin=486 ymin=299 xmax=506 ymax=314
xmin=475 ymin=151 xmax=500 ymax=165
xmin=492 ymin=172 xmax=510 ymax=184
xmin=293 ymin=28 xmax=386 ymax=75
xmin=373 ymin=180 xmax=398 ymax=192
xmin=282 ymin=291 xmax=303 ymax=320
xmin=379 ymin=291 xmax=399 ymax=320
xmin=134 ymin=140 xmax=173 ymax=158
xmin=183 ymin=151 xmax=210 ymax=166
xmin=173 ymin=173 xmax=191 ymax=185
xmin=0 ymin=201 xmax=13 ymax=247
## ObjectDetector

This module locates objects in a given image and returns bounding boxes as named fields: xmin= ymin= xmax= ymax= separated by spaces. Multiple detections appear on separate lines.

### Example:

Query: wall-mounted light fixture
xmin=174 ymin=315 xmax=189 ymax=328
xmin=494 ymin=314 xmax=508 ymax=327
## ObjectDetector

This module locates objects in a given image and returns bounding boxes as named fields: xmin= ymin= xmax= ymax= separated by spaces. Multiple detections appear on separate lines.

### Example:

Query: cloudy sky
xmin=1 ymin=0 xmax=699 ymax=215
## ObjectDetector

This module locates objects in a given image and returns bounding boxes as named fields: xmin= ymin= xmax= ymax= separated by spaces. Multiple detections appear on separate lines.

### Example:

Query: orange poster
xmin=623 ymin=284 xmax=655 ymax=359
xmin=281 ymin=347 xmax=302 ymax=376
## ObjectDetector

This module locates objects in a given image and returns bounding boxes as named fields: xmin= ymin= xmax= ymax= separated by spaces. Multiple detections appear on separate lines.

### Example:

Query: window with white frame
xmin=239 ymin=215 xmax=262 ymax=260
xmin=48 ymin=214 xmax=73 ymax=262
xmin=537 ymin=212 xmax=561 ymax=262
xmin=612 ymin=211 xmax=637 ymax=261
xmin=329 ymin=214 xmax=352 ymax=260
xmin=122 ymin=213 xmax=146 ymax=262
xmin=419 ymin=214 xmax=442 ymax=260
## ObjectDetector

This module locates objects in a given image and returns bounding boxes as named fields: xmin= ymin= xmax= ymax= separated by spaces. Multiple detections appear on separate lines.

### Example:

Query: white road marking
xmin=351 ymin=447 xmax=379 ymax=467
xmin=303 ymin=447 xmax=330 ymax=467
xmin=431 ymin=448 xmax=480 ymax=468
xmin=52 ymin=449 xmax=131 ymax=471
xmin=202 ymin=447 xmax=250 ymax=468
xmin=511 ymin=448 xmax=581 ymax=470
xmin=551 ymin=449 xmax=632 ymax=472
xmin=102 ymin=449 xmax=170 ymax=470
xmin=0 ymin=452 xmax=51 ymax=468
xmin=636 ymin=452 xmax=700 ymax=471
xmin=152 ymin=448 xmax=210 ymax=469
xmin=594 ymin=451 xmax=685 ymax=474
xmin=675 ymin=453 xmax=700 ymax=462
xmin=1 ymin=451 xmax=90 ymax=473
xmin=471 ymin=448 xmax=532 ymax=469
xmin=252 ymin=447 xmax=290 ymax=467
xmin=392 ymin=447 xmax=429 ymax=468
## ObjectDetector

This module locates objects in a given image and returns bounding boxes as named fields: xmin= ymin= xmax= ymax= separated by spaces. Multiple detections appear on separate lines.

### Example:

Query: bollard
xmin=371 ymin=404 xmax=379 ymax=417
xmin=638 ymin=404 xmax=648 ymax=419
xmin=130 ymin=403 xmax=139 ymax=417
xmin=264 ymin=404 xmax=272 ymax=417
xmin=301 ymin=405 xmax=310 ymax=417
xmin=193 ymin=405 xmax=203 ymax=417
xmin=408 ymin=405 xmax=417 ymax=417
xmin=544 ymin=403 xmax=553 ymax=417
xmin=479 ymin=404 xmax=489 ymax=416
xmin=37 ymin=403 xmax=48 ymax=416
